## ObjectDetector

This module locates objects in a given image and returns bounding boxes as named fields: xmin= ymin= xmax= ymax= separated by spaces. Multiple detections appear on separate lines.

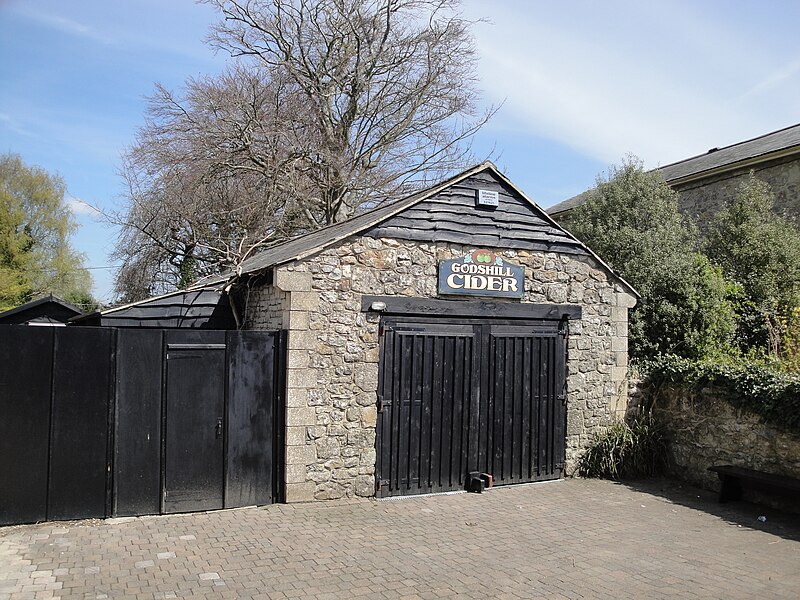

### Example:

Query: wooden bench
xmin=708 ymin=465 xmax=800 ymax=505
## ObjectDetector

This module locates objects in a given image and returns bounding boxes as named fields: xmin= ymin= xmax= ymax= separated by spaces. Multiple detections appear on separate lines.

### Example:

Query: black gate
xmin=0 ymin=326 xmax=285 ymax=526
xmin=375 ymin=318 xmax=566 ymax=497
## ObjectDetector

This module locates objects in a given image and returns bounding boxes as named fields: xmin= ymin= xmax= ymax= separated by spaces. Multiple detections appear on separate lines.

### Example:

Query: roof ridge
xmin=659 ymin=122 xmax=800 ymax=170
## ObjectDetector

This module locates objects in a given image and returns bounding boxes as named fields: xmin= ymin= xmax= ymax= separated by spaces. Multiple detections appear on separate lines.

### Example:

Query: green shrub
xmin=563 ymin=158 xmax=737 ymax=360
xmin=704 ymin=174 xmax=800 ymax=358
xmin=577 ymin=415 xmax=668 ymax=480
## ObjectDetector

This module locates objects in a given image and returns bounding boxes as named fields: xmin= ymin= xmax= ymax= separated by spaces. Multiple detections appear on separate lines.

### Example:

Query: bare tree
xmin=113 ymin=0 xmax=492 ymax=300
xmin=113 ymin=66 xmax=313 ymax=300
xmin=205 ymin=0 xmax=492 ymax=222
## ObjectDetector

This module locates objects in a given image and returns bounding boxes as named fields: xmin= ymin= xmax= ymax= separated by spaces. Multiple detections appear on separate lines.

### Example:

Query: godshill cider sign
xmin=438 ymin=250 xmax=524 ymax=299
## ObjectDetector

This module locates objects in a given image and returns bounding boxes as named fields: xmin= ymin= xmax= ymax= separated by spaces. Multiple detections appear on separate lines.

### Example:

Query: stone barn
xmin=208 ymin=161 xmax=638 ymax=502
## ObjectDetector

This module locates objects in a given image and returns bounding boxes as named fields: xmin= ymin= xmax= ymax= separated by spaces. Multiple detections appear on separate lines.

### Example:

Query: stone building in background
xmin=547 ymin=123 xmax=800 ymax=224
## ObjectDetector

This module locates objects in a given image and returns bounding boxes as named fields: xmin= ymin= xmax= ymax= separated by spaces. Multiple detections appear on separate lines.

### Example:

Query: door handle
xmin=215 ymin=418 xmax=223 ymax=439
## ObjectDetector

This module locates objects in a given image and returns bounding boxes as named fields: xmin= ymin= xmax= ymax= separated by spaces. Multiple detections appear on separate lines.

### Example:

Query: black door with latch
xmin=478 ymin=324 xmax=566 ymax=486
xmin=376 ymin=318 xmax=567 ymax=497
xmin=163 ymin=334 xmax=226 ymax=513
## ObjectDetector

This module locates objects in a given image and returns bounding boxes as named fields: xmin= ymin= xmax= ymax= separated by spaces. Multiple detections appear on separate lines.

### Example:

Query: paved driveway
xmin=1 ymin=478 xmax=799 ymax=599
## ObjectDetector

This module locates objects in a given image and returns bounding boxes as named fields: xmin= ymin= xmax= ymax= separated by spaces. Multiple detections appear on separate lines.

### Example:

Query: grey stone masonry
xmin=244 ymin=283 xmax=288 ymax=329
xmin=247 ymin=237 xmax=636 ymax=501
xmin=674 ymin=155 xmax=800 ymax=227
xmin=654 ymin=387 xmax=800 ymax=502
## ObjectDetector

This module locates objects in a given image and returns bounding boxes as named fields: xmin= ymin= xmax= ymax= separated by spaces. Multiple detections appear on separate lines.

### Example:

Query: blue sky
xmin=2 ymin=0 xmax=799 ymax=302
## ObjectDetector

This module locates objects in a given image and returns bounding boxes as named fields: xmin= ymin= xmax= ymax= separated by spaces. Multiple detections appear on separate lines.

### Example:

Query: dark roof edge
xmin=664 ymin=144 xmax=800 ymax=186
xmin=658 ymin=122 xmax=800 ymax=173
xmin=548 ymin=122 xmax=800 ymax=216
xmin=194 ymin=161 xmax=639 ymax=299
xmin=0 ymin=294 xmax=83 ymax=320
xmin=101 ymin=284 xmax=227 ymax=316
xmin=191 ymin=161 xmax=499 ymax=288
xmin=487 ymin=168 xmax=640 ymax=299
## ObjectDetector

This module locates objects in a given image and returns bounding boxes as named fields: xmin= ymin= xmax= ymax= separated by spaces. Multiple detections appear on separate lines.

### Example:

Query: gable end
xmin=364 ymin=170 xmax=589 ymax=256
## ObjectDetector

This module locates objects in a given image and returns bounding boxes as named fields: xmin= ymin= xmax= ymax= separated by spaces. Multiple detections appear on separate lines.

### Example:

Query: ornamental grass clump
xmin=578 ymin=415 xmax=668 ymax=480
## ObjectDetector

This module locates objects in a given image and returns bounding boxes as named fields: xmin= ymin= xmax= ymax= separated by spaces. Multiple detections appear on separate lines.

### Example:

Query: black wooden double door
xmin=376 ymin=318 xmax=567 ymax=497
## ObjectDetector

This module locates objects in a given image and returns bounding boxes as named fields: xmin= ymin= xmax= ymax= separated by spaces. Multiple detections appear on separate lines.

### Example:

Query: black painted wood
xmin=96 ymin=289 xmax=236 ymax=329
xmin=376 ymin=317 xmax=567 ymax=497
xmin=0 ymin=326 xmax=53 ymax=525
xmin=362 ymin=296 xmax=581 ymax=320
xmin=163 ymin=331 xmax=226 ymax=514
xmin=377 ymin=322 xmax=477 ymax=496
xmin=114 ymin=329 xmax=163 ymax=517
xmin=225 ymin=330 xmax=276 ymax=507
xmin=708 ymin=465 xmax=800 ymax=503
xmin=48 ymin=327 xmax=113 ymax=521
xmin=1 ymin=326 xmax=282 ymax=525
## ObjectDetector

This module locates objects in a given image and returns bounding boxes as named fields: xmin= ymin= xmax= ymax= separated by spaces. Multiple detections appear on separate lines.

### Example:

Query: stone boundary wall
xmin=674 ymin=155 xmax=800 ymax=226
xmin=248 ymin=238 xmax=636 ymax=501
xmin=653 ymin=388 xmax=800 ymax=496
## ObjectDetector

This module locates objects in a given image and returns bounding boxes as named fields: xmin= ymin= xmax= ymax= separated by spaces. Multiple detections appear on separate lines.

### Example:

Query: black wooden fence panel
xmin=114 ymin=329 xmax=163 ymax=517
xmin=0 ymin=327 xmax=53 ymax=526
xmin=0 ymin=325 xmax=284 ymax=525
xmin=47 ymin=327 xmax=113 ymax=521
xmin=226 ymin=330 xmax=276 ymax=507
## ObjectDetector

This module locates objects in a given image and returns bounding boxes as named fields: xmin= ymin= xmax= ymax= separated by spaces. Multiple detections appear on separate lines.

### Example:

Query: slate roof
xmin=195 ymin=161 xmax=638 ymax=297
xmin=0 ymin=294 xmax=83 ymax=325
xmin=86 ymin=287 xmax=235 ymax=329
xmin=661 ymin=122 xmax=800 ymax=182
xmin=548 ymin=123 xmax=800 ymax=216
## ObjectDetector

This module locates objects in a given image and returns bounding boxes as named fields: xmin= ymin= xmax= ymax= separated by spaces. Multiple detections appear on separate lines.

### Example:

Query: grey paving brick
xmin=1 ymin=479 xmax=799 ymax=598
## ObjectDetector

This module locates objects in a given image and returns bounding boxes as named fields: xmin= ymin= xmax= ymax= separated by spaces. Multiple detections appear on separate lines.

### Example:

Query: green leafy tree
xmin=564 ymin=157 xmax=736 ymax=360
xmin=0 ymin=154 xmax=93 ymax=311
xmin=704 ymin=174 xmax=800 ymax=359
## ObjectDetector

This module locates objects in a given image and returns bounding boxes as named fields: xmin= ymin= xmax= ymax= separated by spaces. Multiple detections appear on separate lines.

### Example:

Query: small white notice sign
xmin=476 ymin=189 xmax=499 ymax=207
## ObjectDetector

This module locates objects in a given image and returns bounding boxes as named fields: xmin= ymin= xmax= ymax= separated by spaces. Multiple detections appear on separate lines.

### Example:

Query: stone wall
xmin=674 ymin=155 xmax=800 ymax=226
xmin=244 ymin=283 xmax=288 ymax=329
xmin=654 ymin=388 xmax=800 ymax=498
xmin=254 ymin=237 xmax=636 ymax=502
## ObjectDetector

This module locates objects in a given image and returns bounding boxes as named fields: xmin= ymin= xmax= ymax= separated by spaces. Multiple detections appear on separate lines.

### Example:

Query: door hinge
xmin=376 ymin=479 xmax=389 ymax=493
xmin=377 ymin=395 xmax=391 ymax=413
xmin=557 ymin=393 xmax=566 ymax=405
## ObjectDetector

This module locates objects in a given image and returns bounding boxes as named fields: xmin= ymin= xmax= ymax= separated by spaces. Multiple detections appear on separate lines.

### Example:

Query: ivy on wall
xmin=641 ymin=355 xmax=800 ymax=435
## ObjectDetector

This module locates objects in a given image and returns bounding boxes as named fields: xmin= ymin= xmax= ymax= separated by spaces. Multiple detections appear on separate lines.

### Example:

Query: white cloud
xmin=464 ymin=0 xmax=800 ymax=169
xmin=0 ymin=111 xmax=33 ymax=137
xmin=6 ymin=4 xmax=115 ymax=45
xmin=66 ymin=196 xmax=102 ymax=218
xmin=2 ymin=0 xmax=221 ymax=63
